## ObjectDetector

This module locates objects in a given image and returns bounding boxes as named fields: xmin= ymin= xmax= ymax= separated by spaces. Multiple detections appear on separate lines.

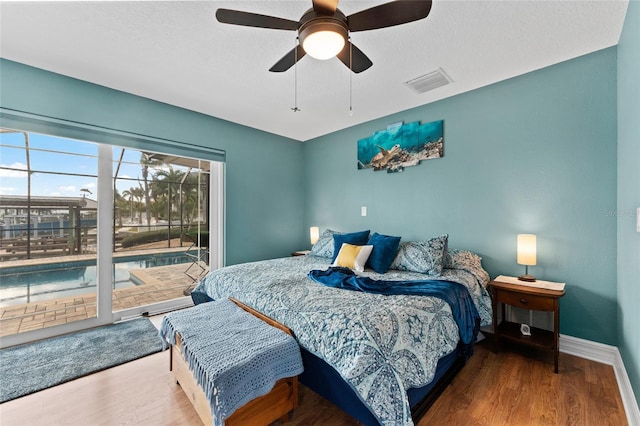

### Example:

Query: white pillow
xmin=331 ymin=243 xmax=373 ymax=273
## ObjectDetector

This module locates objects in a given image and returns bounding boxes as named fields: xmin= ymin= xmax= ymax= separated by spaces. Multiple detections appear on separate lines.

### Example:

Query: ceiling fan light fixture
xmin=299 ymin=20 xmax=347 ymax=60
xmin=218 ymin=1 xmax=434 ymax=73
xmin=303 ymin=30 xmax=345 ymax=60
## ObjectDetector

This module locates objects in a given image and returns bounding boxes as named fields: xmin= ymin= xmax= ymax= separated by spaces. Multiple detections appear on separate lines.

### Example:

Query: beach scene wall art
xmin=357 ymin=120 xmax=444 ymax=173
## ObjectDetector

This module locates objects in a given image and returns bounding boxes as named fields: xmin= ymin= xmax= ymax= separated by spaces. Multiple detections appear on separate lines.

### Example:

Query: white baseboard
xmin=560 ymin=334 xmax=640 ymax=426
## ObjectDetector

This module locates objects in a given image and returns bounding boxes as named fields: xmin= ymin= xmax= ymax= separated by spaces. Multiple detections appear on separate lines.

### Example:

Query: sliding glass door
xmin=110 ymin=146 xmax=211 ymax=319
xmin=0 ymin=128 xmax=223 ymax=347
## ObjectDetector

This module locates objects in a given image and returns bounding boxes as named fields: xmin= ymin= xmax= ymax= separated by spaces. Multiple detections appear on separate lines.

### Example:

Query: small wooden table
xmin=490 ymin=278 xmax=565 ymax=373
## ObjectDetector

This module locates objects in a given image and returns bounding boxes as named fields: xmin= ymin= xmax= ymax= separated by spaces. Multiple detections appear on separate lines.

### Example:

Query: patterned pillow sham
xmin=447 ymin=248 xmax=483 ymax=269
xmin=390 ymin=234 xmax=449 ymax=275
xmin=442 ymin=238 xmax=452 ymax=268
xmin=310 ymin=229 xmax=338 ymax=258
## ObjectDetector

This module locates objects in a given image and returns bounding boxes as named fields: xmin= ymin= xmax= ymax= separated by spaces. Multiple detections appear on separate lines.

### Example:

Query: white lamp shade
xmin=517 ymin=234 xmax=537 ymax=266
xmin=302 ymin=30 xmax=345 ymax=60
xmin=310 ymin=226 xmax=320 ymax=245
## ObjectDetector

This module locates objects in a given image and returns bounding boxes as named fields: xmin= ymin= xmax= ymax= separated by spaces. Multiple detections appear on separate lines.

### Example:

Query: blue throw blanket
xmin=159 ymin=299 xmax=304 ymax=425
xmin=308 ymin=267 xmax=480 ymax=349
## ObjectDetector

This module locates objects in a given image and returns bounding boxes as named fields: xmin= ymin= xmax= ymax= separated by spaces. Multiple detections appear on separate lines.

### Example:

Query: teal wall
xmin=303 ymin=48 xmax=618 ymax=345
xmin=0 ymin=59 xmax=305 ymax=265
xmin=617 ymin=0 xmax=640 ymax=407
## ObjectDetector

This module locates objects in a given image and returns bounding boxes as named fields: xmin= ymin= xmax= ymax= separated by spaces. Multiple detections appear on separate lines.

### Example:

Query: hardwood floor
xmin=418 ymin=340 xmax=627 ymax=425
xmin=0 ymin=339 xmax=627 ymax=426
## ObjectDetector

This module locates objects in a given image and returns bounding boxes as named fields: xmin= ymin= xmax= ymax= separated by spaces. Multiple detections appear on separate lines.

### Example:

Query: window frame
xmin=0 ymin=109 xmax=225 ymax=348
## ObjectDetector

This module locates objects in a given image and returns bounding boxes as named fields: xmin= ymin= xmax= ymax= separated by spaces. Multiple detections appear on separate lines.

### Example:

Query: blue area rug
xmin=0 ymin=318 xmax=164 ymax=403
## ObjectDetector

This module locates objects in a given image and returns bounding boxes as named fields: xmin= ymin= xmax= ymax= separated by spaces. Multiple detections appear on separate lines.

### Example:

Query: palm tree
xmin=121 ymin=188 xmax=135 ymax=223
xmin=180 ymin=173 xmax=204 ymax=224
xmin=114 ymin=189 xmax=125 ymax=227
xmin=149 ymin=179 xmax=167 ymax=222
xmin=153 ymin=168 xmax=185 ymax=219
xmin=140 ymin=153 xmax=163 ymax=227
xmin=131 ymin=186 xmax=145 ymax=225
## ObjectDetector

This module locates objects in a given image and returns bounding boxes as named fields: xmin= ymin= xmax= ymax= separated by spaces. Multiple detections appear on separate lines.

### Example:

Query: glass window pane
xmin=1 ymin=131 xmax=98 ymax=337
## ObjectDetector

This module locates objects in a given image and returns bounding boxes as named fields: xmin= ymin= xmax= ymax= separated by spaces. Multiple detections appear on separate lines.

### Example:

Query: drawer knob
xmin=520 ymin=298 xmax=527 ymax=304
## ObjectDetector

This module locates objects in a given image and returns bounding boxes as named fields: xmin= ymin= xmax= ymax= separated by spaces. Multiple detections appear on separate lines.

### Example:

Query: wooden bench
xmin=5 ymin=238 xmax=70 ymax=254
xmin=0 ymin=237 xmax=23 ymax=249
xmin=169 ymin=298 xmax=299 ymax=426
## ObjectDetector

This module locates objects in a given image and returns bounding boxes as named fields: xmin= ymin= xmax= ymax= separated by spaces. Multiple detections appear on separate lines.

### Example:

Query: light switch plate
xmin=361 ymin=206 xmax=367 ymax=217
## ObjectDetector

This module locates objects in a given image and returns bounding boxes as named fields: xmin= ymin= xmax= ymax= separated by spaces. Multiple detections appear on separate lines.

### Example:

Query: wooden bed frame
xmin=169 ymin=298 xmax=299 ymax=426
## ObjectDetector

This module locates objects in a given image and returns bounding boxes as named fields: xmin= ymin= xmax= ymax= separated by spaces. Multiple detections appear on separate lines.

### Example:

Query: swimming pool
xmin=0 ymin=252 xmax=197 ymax=307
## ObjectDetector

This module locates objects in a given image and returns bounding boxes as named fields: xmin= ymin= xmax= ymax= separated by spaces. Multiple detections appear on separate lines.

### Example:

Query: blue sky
xmin=0 ymin=130 xmax=156 ymax=198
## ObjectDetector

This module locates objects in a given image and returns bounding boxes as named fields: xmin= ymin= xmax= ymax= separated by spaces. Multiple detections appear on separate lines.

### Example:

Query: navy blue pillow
xmin=331 ymin=230 xmax=370 ymax=262
xmin=366 ymin=232 xmax=401 ymax=273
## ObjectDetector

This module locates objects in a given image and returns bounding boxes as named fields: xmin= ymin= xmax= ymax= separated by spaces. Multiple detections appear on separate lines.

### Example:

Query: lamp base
xmin=518 ymin=274 xmax=537 ymax=282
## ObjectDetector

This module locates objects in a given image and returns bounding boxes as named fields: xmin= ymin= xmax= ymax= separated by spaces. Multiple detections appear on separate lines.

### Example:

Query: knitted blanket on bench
xmin=159 ymin=299 xmax=303 ymax=425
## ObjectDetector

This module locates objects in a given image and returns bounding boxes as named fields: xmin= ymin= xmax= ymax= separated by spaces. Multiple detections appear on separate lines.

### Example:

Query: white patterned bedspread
xmin=194 ymin=253 xmax=492 ymax=426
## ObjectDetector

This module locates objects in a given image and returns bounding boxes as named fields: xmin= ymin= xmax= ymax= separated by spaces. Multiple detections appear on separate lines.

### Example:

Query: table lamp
xmin=517 ymin=234 xmax=537 ymax=282
xmin=310 ymin=226 xmax=320 ymax=246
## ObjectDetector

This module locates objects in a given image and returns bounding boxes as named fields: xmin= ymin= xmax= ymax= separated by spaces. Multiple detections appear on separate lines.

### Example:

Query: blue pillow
xmin=331 ymin=230 xmax=370 ymax=262
xmin=366 ymin=232 xmax=401 ymax=273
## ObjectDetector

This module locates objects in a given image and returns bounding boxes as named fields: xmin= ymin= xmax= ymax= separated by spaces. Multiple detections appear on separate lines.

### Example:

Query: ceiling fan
xmin=216 ymin=0 xmax=433 ymax=74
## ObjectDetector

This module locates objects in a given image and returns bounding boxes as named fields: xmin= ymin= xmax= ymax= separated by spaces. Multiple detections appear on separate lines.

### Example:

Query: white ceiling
xmin=0 ymin=1 xmax=629 ymax=141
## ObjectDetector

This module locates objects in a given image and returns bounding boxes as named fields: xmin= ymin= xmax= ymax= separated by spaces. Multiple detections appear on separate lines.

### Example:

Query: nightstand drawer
xmin=496 ymin=290 xmax=555 ymax=311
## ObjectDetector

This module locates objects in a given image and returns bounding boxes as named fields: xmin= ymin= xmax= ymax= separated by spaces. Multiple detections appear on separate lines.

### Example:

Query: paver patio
xmin=0 ymin=259 xmax=208 ymax=337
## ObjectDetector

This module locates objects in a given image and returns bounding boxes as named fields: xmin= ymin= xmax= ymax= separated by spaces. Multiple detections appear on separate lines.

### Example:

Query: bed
xmin=191 ymin=237 xmax=492 ymax=426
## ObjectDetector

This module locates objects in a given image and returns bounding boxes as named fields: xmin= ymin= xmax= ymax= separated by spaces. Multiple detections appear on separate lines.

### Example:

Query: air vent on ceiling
xmin=404 ymin=68 xmax=452 ymax=94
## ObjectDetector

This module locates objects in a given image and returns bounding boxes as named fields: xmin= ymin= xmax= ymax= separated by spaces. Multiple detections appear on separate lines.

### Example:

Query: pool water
xmin=0 ymin=252 xmax=196 ymax=307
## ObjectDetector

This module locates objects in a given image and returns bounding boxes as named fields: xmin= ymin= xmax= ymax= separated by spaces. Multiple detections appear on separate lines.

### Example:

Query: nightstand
xmin=291 ymin=250 xmax=310 ymax=257
xmin=490 ymin=276 xmax=565 ymax=373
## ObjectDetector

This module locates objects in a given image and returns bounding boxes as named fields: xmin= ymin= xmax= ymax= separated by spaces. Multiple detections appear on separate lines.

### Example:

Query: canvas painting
xmin=357 ymin=120 xmax=444 ymax=173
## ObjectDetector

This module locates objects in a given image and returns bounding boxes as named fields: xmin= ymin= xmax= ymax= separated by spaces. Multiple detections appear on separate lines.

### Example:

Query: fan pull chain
xmin=349 ymin=36 xmax=353 ymax=116
xmin=292 ymin=37 xmax=301 ymax=113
